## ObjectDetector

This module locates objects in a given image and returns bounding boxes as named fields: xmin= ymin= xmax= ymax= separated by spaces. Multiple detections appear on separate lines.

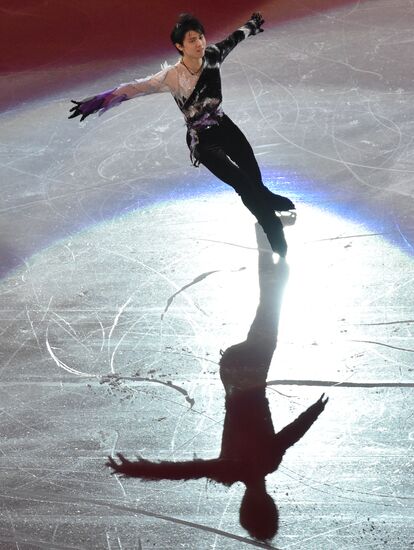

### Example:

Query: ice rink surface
xmin=0 ymin=1 xmax=413 ymax=548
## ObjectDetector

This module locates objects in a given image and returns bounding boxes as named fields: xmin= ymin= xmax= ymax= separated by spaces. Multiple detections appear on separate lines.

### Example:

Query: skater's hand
xmin=68 ymin=89 xmax=125 ymax=121
xmin=106 ymin=453 xmax=135 ymax=476
xmin=249 ymin=12 xmax=265 ymax=34
xmin=317 ymin=393 xmax=329 ymax=409
xmin=68 ymin=96 xmax=105 ymax=121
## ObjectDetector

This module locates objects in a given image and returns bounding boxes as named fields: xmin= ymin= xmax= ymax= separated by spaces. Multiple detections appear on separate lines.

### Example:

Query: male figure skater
xmin=69 ymin=13 xmax=294 ymax=256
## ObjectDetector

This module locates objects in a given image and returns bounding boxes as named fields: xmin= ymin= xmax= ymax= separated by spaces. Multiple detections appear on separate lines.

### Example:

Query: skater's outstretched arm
xmin=273 ymin=394 xmax=329 ymax=452
xmin=213 ymin=12 xmax=264 ymax=62
xmin=68 ymin=65 xmax=173 ymax=121
xmin=107 ymin=453 xmax=243 ymax=484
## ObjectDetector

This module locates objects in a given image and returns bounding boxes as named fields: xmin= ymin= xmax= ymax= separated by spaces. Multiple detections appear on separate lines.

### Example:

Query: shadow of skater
xmin=107 ymin=223 xmax=328 ymax=543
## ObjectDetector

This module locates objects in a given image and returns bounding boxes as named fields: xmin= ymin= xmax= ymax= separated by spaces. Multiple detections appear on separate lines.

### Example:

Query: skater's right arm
xmin=273 ymin=394 xmax=328 ymax=452
xmin=68 ymin=65 xmax=173 ymax=121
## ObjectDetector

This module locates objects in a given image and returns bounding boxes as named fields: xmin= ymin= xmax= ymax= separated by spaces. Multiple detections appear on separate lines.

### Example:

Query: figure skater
xmin=69 ymin=12 xmax=295 ymax=256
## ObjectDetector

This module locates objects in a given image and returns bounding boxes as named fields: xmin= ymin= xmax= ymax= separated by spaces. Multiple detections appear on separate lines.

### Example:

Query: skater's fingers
xmin=116 ymin=452 xmax=129 ymax=464
xmin=106 ymin=456 xmax=118 ymax=469
xmin=318 ymin=393 xmax=329 ymax=406
xmin=252 ymin=12 xmax=264 ymax=23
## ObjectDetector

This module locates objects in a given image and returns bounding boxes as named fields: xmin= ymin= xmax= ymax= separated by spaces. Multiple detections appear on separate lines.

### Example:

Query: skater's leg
xmin=221 ymin=117 xmax=295 ymax=212
xmin=196 ymin=138 xmax=287 ymax=256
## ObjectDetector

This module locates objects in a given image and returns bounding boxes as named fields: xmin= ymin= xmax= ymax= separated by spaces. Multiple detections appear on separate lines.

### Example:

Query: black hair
xmin=170 ymin=13 xmax=205 ymax=55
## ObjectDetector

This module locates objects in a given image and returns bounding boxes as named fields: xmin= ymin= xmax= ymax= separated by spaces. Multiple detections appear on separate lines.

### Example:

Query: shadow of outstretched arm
xmin=107 ymin=454 xmax=246 ymax=484
xmin=274 ymin=393 xmax=328 ymax=452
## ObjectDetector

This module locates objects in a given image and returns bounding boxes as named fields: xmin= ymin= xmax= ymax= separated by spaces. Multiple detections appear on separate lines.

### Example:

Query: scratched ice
xmin=0 ymin=1 xmax=413 ymax=548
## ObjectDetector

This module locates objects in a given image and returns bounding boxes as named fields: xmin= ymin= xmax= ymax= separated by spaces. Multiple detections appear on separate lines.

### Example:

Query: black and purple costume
xmin=69 ymin=15 xmax=294 ymax=255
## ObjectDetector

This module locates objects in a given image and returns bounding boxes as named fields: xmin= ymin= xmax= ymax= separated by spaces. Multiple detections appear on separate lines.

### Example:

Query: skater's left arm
xmin=213 ymin=12 xmax=264 ymax=63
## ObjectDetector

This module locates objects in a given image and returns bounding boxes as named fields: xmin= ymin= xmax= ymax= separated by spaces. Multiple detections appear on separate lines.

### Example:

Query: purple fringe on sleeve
xmin=79 ymin=89 xmax=128 ymax=118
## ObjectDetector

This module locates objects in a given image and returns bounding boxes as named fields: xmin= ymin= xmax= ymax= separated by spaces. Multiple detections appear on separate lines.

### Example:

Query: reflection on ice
xmin=108 ymin=225 xmax=328 ymax=542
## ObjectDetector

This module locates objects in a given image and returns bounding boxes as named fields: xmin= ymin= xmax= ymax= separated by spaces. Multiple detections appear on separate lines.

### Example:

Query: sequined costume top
xmin=99 ymin=17 xmax=263 ymax=165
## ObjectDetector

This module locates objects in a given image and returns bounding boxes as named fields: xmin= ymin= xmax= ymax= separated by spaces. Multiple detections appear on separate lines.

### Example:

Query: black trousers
xmin=187 ymin=115 xmax=290 ymax=255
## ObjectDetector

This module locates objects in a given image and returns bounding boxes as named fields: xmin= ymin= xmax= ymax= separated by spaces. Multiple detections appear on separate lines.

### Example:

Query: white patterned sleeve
xmin=112 ymin=64 xmax=173 ymax=100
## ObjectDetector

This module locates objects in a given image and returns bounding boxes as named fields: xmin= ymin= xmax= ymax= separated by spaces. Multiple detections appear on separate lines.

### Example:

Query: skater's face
xmin=176 ymin=30 xmax=206 ymax=59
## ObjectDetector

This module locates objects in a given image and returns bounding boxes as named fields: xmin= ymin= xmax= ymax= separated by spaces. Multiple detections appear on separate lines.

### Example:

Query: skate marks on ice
xmin=0 ymin=193 xmax=412 ymax=547
xmin=0 ymin=490 xmax=279 ymax=550
xmin=227 ymin=0 xmax=414 ymax=253
xmin=161 ymin=266 xmax=246 ymax=320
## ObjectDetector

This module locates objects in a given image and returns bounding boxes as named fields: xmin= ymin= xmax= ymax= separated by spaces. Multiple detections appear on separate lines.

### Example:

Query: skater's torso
xmin=113 ymin=23 xmax=256 ymax=163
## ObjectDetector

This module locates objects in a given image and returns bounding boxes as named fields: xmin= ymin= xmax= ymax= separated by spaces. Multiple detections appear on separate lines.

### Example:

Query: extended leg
xmin=222 ymin=117 xmax=295 ymax=211
xmin=196 ymin=139 xmax=287 ymax=256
